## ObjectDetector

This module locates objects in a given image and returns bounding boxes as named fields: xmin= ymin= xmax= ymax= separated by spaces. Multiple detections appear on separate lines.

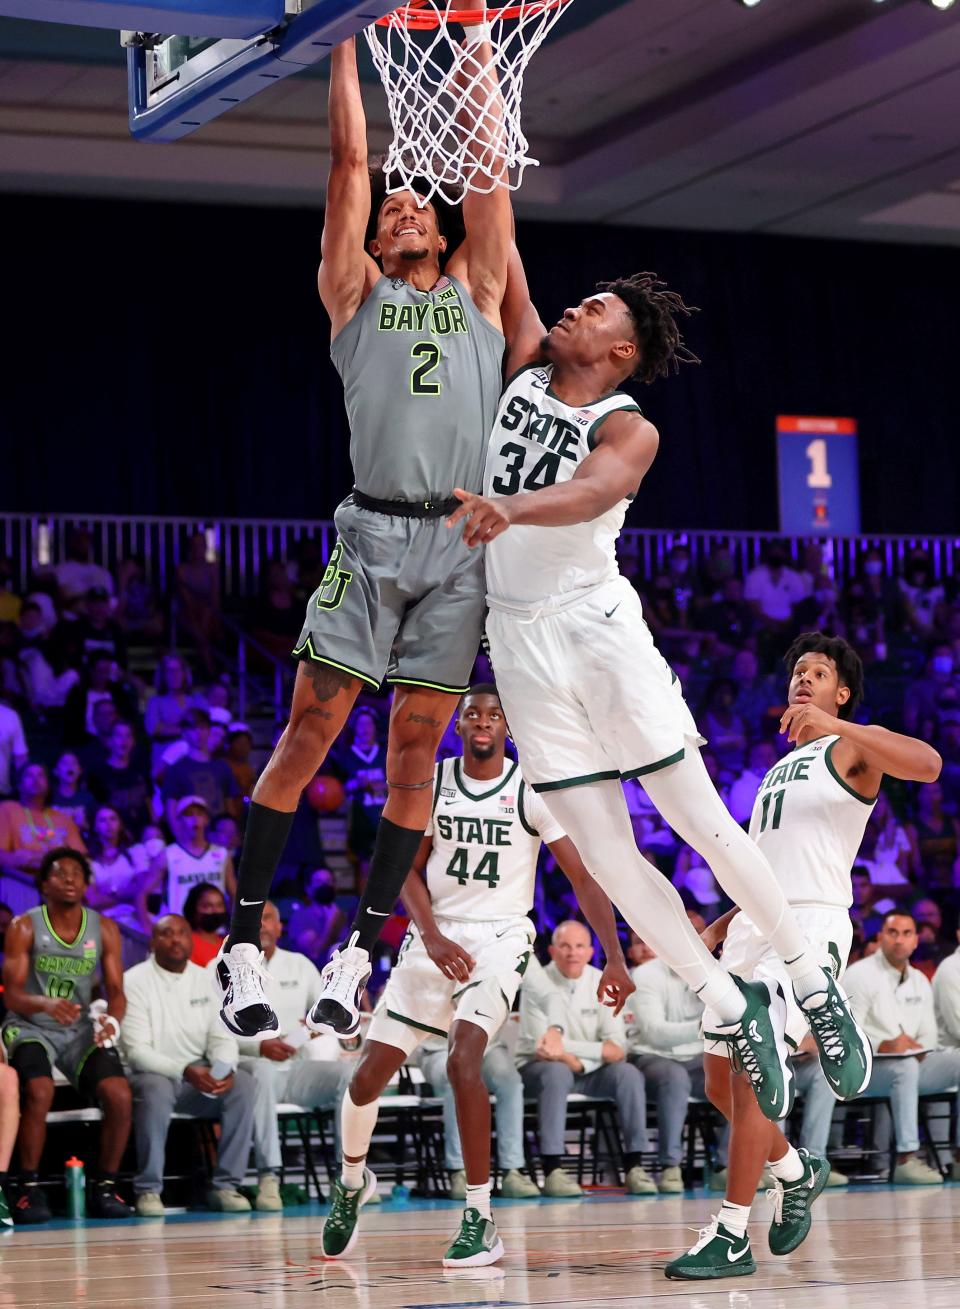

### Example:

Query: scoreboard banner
xmin=777 ymin=415 xmax=860 ymax=536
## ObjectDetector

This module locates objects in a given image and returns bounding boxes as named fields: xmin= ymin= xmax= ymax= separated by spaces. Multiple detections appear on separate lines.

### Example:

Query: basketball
xmin=305 ymin=773 xmax=346 ymax=812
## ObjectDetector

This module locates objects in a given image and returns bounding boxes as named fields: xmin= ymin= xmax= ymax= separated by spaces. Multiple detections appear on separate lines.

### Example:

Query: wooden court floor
xmin=1 ymin=1185 xmax=958 ymax=1308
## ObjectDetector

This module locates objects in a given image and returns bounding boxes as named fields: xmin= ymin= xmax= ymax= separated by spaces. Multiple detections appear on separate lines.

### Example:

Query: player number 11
xmin=758 ymin=788 xmax=785 ymax=833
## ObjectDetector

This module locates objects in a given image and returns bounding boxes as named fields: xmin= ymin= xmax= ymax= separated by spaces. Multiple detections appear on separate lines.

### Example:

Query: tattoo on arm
xmin=406 ymin=712 xmax=443 ymax=728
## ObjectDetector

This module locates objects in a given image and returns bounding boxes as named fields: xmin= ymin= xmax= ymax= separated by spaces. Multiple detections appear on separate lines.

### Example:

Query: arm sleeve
xmin=520 ymin=784 xmax=565 ymax=844
xmin=120 ymin=975 xmax=187 ymax=1078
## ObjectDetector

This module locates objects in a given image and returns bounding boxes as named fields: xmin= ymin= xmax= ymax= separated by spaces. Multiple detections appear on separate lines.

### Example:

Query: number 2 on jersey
xmin=446 ymin=848 xmax=500 ymax=889
xmin=758 ymin=788 xmax=785 ymax=833
xmin=491 ymin=442 xmax=561 ymax=495
xmin=410 ymin=342 xmax=442 ymax=396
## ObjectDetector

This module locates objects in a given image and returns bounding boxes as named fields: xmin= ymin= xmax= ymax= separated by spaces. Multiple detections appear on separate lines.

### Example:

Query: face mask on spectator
xmin=198 ymin=912 xmax=228 ymax=932
xmin=312 ymin=886 xmax=335 ymax=906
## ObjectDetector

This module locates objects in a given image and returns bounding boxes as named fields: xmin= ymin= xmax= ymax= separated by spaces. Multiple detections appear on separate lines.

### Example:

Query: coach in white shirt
xmin=229 ymin=901 xmax=352 ymax=1199
xmin=626 ymin=927 xmax=725 ymax=1193
xmin=800 ymin=910 xmax=960 ymax=1185
xmin=122 ymin=915 xmax=257 ymax=1216
xmin=517 ymin=920 xmax=655 ymax=1197
xmin=933 ymin=930 xmax=960 ymax=1051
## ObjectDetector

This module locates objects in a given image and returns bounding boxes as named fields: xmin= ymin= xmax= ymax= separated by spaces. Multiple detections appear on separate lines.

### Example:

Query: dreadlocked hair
xmin=597 ymin=272 xmax=700 ymax=384
xmin=783 ymin=630 xmax=864 ymax=719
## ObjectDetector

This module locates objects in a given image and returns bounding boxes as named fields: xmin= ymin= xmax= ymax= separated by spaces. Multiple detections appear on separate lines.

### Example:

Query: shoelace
xmin=326 ymin=1184 xmax=360 ymax=1230
xmin=687 ymin=1219 xmax=720 ymax=1253
xmin=807 ymin=1002 xmax=847 ymax=1062
xmin=322 ymin=943 xmax=368 ymax=1000
xmin=730 ymin=1029 xmax=764 ymax=1094
xmin=766 ymin=1174 xmax=809 ymax=1226
xmin=229 ymin=954 xmax=269 ymax=1008
xmin=450 ymin=1212 xmax=486 ymax=1251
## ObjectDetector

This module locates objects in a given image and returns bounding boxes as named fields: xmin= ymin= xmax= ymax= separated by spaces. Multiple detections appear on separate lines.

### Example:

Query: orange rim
xmin=376 ymin=0 xmax=569 ymax=29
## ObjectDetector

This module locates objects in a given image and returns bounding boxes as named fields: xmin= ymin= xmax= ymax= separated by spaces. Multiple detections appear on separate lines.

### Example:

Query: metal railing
xmin=5 ymin=512 xmax=960 ymax=600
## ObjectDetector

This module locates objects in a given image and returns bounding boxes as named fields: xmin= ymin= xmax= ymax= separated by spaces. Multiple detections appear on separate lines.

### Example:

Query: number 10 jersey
xmin=424 ymin=756 xmax=565 ymax=920
xmin=484 ymin=363 xmax=641 ymax=608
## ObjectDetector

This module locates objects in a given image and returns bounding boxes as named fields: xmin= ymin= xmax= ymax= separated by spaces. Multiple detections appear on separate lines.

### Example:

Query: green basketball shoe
xmin=718 ymin=975 xmax=794 ymax=1123
xmin=767 ymin=1150 xmax=830 ymax=1256
xmin=797 ymin=970 xmax=873 ymax=1100
xmin=442 ymin=1207 xmax=504 ymax=1268
xmin=320 ymin=1169 xmax=377 ymax=1259
xmin=664 ymin=1218 xmax=756 ymax=1280
xmin=0 ymin=1184 xmax=10 ymax=1229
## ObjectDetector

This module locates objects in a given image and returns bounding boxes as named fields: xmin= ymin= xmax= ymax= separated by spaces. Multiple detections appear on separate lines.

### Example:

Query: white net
xmin=364 ymin=0 xmax=573 ymax=206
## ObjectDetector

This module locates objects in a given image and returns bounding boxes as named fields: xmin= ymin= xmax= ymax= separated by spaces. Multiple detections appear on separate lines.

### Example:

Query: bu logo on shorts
xmin=316 ymin=542 xmax=353 ymax=612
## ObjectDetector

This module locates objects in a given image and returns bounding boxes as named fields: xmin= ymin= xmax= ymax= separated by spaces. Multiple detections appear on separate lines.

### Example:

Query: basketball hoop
xmin=364 ymin=0 xmax=574 ymax=206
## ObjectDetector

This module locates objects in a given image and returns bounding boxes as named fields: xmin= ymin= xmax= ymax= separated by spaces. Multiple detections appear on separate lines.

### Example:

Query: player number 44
xmin=445 ymin=848 xmax=500 ymax=889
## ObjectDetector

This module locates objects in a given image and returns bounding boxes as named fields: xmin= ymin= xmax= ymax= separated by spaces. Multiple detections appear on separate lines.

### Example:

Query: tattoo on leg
xmin=305 ymin=662 xmax=353 ymax=705
xmin=305 ymin=707 xmax=335 ymax=720
xmin=405 ymin=712 xmax=442 ymax=728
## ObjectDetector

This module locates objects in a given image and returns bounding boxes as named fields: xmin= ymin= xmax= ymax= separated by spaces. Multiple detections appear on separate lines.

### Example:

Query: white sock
xmin=465 ymin=1181 xmax=492 ymax=1221
xmin=340 ymin=1091 xmax=379 ymax=1188
xmin=719 ymin=1199 xmax=751 ymax=1238
xmin=793 ymin=967 xmax=829 ymax=1005
xmin=541 ymin=781 xmax=745 ymax=1020
xmin=768 ymin=1144 xmax=805 ymax=1184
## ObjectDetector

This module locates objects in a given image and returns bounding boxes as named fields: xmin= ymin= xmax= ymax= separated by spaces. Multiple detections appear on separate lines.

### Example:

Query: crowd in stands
xmin=0 ymin=528 xmax=959 ymax=1218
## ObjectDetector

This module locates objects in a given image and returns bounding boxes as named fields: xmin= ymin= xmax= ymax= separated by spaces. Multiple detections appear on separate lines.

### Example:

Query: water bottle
xmin=391 ymin=1182 xmax=409 ymax=1201
xmin=65 ymin=1157 xmax=86 ymax=1219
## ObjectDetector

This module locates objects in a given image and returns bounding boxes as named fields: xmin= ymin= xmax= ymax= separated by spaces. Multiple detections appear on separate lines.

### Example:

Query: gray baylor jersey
xmin=22 ymin=904 xmax=103 ymax=1030
xmin=330 ymin=274 xmax=505 ymax=502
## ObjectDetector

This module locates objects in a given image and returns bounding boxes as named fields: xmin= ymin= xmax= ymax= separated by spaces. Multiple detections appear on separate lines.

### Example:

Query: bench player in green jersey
xmin=2 ymin=847 xmax=133 ymax=1223
xmin=666 ymin=631 xmax=941 ymax=1280
xmin=216 ymin=9 xmax=514 ymax=1038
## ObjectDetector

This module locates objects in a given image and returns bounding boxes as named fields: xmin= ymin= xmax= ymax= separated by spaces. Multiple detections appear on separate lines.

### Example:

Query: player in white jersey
xmin=666 ymin=632 xmax=942 ymax=1282
xmin=320 ymin=684 xmax=633 ymax=1268
xmin=446 ymin=270 xmax=873 ymax=1123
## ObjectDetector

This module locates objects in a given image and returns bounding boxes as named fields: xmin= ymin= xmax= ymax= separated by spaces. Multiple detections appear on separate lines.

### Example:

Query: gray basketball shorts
xmin=2 ymin=1016 xmax=99 ymax=1086
xmin=293 ymin=497 xmax=486 ymax=695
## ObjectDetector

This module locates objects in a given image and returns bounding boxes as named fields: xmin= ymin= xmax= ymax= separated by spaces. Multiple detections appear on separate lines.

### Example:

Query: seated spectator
xmin=791 ymin=575 xmax=845 ymax=640
xmin=210 ymin=813 xmax=242 ymax=864
xmin=908 ymin=782 xmax=959 ymax=887
xmin=912 ymin=898 xmax=949 ymax=979
xmin=516 ymin=921 xmax=655 ymax=1197
xmin=0 ymin=763 xmax=86 ymax=879
xmin=419 ymin=954 xmax=565 ymax=1200
xmin=145 ymin=654 xmax=195 ymax=766
xmin=933 ymin=929 xmax=960 ymax=1061
xmin=183 ymin=881 xmax=228 ymax=967
xmin=730 ymin=650 xmax=781 ymax=736
xmin=866 ymin=791 xmax=917 ymax=886
xmin=251 ymin=560 xmax=299 ymax=658
xmin=1 ymin=848 xmax=132 ymax=1222
xmin=698 ymin=577 xmax=755 ymax=658
xmin=224 ymin=723 xmax=256 ymax=800
xmin=229 ymin=901 xmax=353 ymax=1211
xmin=727 ymin=741 xmax=778 ymax=827
xmin=937 ymin=713 xmax=960 ymax=816
xmin=856 ymin=546 xmax=906 ymax=630
xmin=849 ymin=865 xmax=885 ymax=945
xmin=49 ymin=751 xmax=96 ymax=836
xmin=332 ymin=709 xmax=387 ymax=872
xmin=48 ymin=529 xmax=113 ymax=604
xmin=0 ymin=699 xmax=27 ymax=801
xmin=121 ymin=914 xmax=257 ymax=1216
xmin=904 ymin=644 xmax=960 ymax=737
xmin=698 ymin=679 xmax=747 ymax=778
xmin=899 ymin=552 xmax=945 ymax=641
xmin=78 ymin=697 xmax=120 ymax=773
xmin=139 ymin=796 xmax=236 ymax=930
xmin=16 ymin=602 xmax=80 ymax=711
xmin=86 ymin=806 xmax=145 ymax=935
xmin=744 ymin=543 xmax=807 ymax=630
xmin=287 ymin=868 xmax=346 ymax=970
xmin=55 ymin=587 xmax=127 ymax=672
xmin=87 ymin=720 xmax=155 ymax=836
xmin=160 ymin=708 xmax=241 ymax=826
xmin=115 ymin=557 xmax=163 ymax=641
xmin=63 ymin=654 xmax=137 ymax=749
xmin=805 ymin=911 xmax=960 ymax=1185
xmin=626 ymin=919 xmax=724 ymax=1193
xmin=176 ymin=533 xmax=220 ymax=675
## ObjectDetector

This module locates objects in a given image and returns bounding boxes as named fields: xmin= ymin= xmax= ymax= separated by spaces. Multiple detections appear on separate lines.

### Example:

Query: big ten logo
xmin=315 ymin=542 xmax=353 ymax=612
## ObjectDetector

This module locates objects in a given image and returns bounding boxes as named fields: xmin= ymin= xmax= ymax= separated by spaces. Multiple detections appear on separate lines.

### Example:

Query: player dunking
xmin=215 ymin=20 xmax=512 ymax=1036
xmin=319 ymin=684 xmax=633 ymax=1267
xmin=448 ymin=270 xmax=873 ymax=1117
xmin=666 ymin=632 xmax=941 ymax=1279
